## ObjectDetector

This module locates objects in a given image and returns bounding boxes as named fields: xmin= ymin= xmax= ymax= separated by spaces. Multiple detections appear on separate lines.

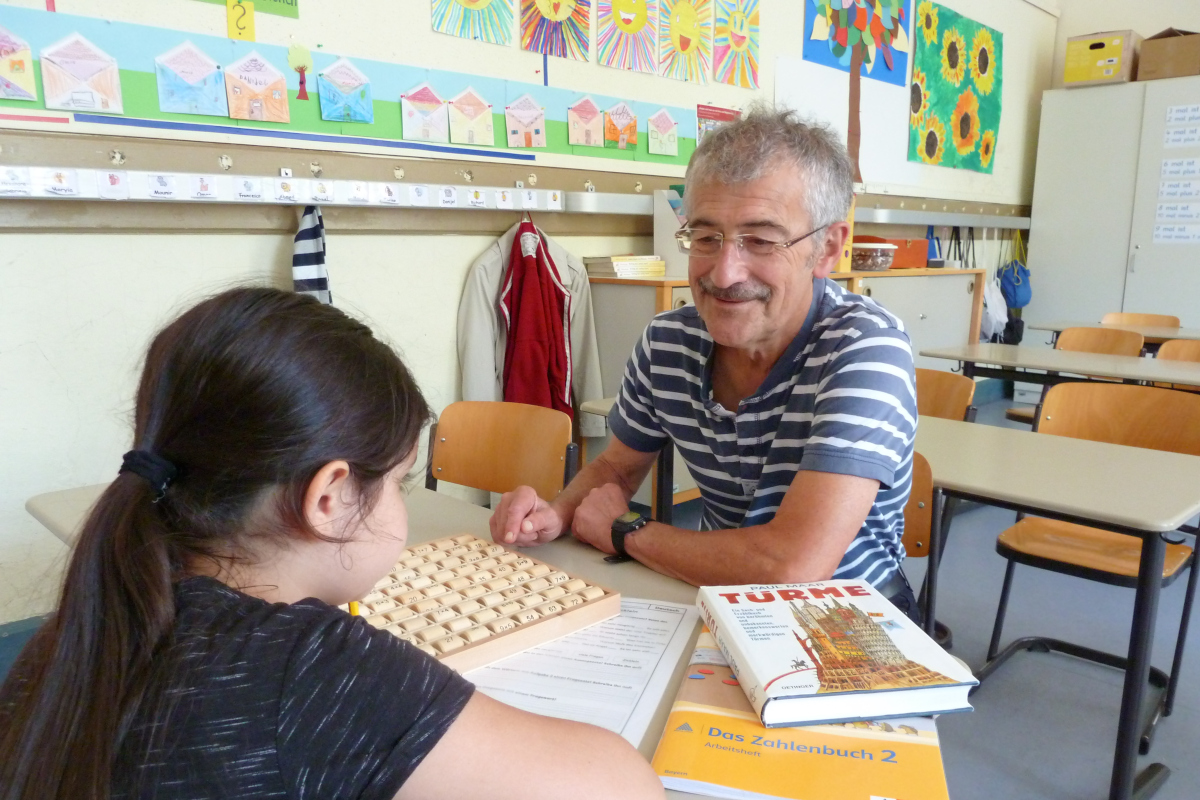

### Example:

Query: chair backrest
xmin=1038 ymin=383 xmax=1200 ymax=457
xmin=901 ymin=452 xmax=933 ymax=559
xmin=1158 ymin=339 xmax=1200 ymax=364
xmin=428 ymin=401 xmax=574 ymax=499
xmin=1056 ymin=326 xmax=1144 ymax=357
xmin=1101 ymin=312 xmax=1181 ymax=328
xmin=915 ymin=368 xmax=976 ymax=421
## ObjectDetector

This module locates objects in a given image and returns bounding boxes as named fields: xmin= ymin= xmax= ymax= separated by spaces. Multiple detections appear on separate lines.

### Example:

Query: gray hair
xmin=684 ymin=104 xmax=854 ymax=237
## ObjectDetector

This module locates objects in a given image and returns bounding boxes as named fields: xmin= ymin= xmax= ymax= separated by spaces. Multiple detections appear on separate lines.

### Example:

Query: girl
xmin=0 ymin=287 xmax=662 ymax=800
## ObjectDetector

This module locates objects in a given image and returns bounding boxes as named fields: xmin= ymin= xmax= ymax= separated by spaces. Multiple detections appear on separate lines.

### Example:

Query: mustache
xmin=697 ymin=276 xmax=772 ymax=302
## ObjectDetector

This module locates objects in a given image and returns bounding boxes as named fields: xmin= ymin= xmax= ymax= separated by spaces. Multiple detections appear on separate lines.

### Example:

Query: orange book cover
xmin=652 ymin=628 xmax=951 ymax=800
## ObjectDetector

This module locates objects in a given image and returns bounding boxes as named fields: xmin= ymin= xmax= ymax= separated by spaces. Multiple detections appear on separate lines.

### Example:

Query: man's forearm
xmin=550 ymin=451 xmax=649 ymax=533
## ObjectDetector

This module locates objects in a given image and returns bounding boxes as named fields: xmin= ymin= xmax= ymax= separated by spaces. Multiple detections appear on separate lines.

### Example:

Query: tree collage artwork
xmin=907 ymin=1 xmax=1002 ymax=174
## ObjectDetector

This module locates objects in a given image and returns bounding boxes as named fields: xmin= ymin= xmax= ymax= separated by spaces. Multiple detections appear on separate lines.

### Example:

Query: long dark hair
xmin=0 ymin=288 xmax=430 ymax=800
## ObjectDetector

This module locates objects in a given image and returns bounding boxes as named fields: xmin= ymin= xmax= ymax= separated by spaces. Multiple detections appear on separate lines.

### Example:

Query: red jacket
xmin=498 ymin=220 xmax=573 ymax=420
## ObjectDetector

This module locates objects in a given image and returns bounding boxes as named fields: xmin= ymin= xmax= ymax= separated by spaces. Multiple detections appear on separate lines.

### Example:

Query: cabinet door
xmin=1123 ymin=75 xmax=1200 ymax=325
xmin=1025 ymin=83 xmax=1145 ymax=327
xmin=860 ymin=275 xmax=974 ymax=371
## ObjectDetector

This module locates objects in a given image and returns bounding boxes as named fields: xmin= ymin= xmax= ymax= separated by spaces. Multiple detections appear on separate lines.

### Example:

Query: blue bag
xmin=997 ymin=232 xmax=1031 ymax=309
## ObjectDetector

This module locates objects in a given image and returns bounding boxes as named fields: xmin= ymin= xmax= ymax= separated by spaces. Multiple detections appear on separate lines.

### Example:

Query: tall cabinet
xmin=1026 ymin=75 xmax=1200 ymax=328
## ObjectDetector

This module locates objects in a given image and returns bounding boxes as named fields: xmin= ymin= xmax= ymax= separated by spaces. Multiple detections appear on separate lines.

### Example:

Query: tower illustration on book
xmin=790 ymin=599 xmax=955 ymax=693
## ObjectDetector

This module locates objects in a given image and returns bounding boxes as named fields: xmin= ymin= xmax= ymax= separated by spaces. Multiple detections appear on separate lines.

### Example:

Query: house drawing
xmin=648 ymin=108 xmax=679 ymax=156
xmin=568 ymin=96 xmax=604 ymax=147
xmin=401 ymin=82 xmax=449 ymax=143
xmin=0 ymin=26 xmax=36 ymax=101
xmin=225 ymin=51 xmax=289 ymax=123
xmin=605 ymin=101 xmax=638 ymax=150
xmin=317 ymin=57 xmax=373 ymax=124
xmin=155 ymin=41 xmax=228 ymax=117
xmin=505 ymin=93 xmax=546 ymax=148
xmin=41 ymin=33 xmax=123 ymax=114
xmin=449 ymin=87 xmax=494 ymax=146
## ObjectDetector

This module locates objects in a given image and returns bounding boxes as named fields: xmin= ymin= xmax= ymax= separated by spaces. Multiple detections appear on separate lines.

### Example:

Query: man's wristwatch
xmin=606 ymin=510 xmax=649 ymax=563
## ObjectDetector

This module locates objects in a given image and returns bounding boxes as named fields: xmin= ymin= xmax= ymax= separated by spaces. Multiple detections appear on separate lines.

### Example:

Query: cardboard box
xmin=853 ymin=235 xmax=929 ymax=270
xmin=1139 ymin=28 xmax=1200 ymax=81
xmin=1064 ymin=30 xmax=1141 ymax=87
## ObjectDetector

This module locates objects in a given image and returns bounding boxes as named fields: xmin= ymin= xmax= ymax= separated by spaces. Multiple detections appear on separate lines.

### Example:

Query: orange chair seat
xmin=998 ymin=518 xmax=1192 ymax=580
xmin=1004 ymin=406 xmax=1036 ymax=423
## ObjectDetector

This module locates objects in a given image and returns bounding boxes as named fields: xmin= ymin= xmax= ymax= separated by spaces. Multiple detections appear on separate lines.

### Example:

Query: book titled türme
xmin=697 ymin=581 xmax=978 ymax=728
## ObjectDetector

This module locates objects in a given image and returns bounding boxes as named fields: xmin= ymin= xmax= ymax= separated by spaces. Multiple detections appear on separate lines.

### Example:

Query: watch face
xmin=616 ymin=511 xmax=642 ymax=525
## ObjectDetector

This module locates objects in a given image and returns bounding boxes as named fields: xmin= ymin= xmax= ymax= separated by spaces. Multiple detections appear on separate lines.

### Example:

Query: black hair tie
xmin=120 ymin=450 xmax=178 ymax=502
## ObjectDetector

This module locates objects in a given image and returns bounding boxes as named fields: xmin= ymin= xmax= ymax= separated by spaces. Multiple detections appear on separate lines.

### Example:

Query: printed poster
xmin=696 ymin=103 xmax=740 ymax=143
xmin=402 ymin=82 xmax=450 ymax=143
xmin=41 ymin=33 xmax=124 ymax=113
xmin=155 ymin=41 xmax=229 ymax=117
xmin=521 ymin=0 xmax=590 ymax=61
xmin=225 ymin=51 xmax=290 ymax=123
xmin=449 ymin=86 xmax=495 ymax=146
xmin=597 ymin=0 xmax=658 ymax=74
xmin=805 ymin=0 xmax=912 ymax=88
xmin=316 ymin=58 xmax=374 ymax=123
xmin=712 ymin=0 xmax=758 ymax=88
xmin=659 ymin=0 xmax=712 ymax=83
xmin=431 ymin=0 xmax=515 ymax=46
xmin=908 ymin=1 xmax=1002 ymax=173
xmin=506 ymin=93 xmax=546 ymax=147
xmin=0 ymin=25 xmax=37 ymax=101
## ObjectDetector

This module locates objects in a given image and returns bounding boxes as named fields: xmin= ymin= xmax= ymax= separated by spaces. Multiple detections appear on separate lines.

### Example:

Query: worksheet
xmin=465 ymin=599 xmax=698 ymax=746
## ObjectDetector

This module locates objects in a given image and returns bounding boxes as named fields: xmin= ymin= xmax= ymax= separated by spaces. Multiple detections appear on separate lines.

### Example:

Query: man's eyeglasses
xmin=674 ymin=225 xmax=828 ymax=259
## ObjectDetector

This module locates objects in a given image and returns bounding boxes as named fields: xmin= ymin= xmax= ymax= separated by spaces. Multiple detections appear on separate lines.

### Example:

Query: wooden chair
xmin=984 ymin=382 xmax=1200 ymax=755
xmin=915 ymin=368 xmax=977 ymax=422
xmin=1101 ymin=312 xmax=1181 ymax=327
xmin=1157 ymin=339 xmax=1200 ymax=392
xmin=1004 ymin=326 xmax=1145 ymax=424
xmin=425 ymin=401 xmax=578 ymax=501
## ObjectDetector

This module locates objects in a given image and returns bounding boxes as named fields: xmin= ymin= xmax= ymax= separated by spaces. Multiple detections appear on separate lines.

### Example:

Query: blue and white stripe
xmin=608 ymin=278 xmax=917 ymax=586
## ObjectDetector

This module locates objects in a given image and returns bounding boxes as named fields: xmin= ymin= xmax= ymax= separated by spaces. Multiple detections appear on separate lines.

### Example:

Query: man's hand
xmin=571 ymin=484 xmax=631 ymax=555
xmin=489 ymin=486 xmax=565 ymax=546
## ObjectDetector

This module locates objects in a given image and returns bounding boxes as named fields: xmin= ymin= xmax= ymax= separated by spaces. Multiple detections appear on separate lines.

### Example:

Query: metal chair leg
xmin=1164 ymin=555 xmax=1200 ymax=716
xmin=988 ymin=560 xmax=1017 ymax=661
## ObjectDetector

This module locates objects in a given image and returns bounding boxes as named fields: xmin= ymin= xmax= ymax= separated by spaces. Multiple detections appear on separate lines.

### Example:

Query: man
xmin=489 ymin=107 xmax=919 ymax=617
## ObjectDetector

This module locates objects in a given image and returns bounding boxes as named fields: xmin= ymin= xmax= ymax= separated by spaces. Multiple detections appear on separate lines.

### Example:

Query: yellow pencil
xmin=348 ymin=600 xmax=360 ymax=616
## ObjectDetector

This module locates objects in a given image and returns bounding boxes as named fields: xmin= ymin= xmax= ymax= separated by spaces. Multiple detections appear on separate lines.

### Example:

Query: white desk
xmin=915 ymin=416 xmax=1200 ymax=800
xmin=920 ymin=343 xmax=1200 ymax=388
xmin=1029 ymin=320 xmax=1200 ymax=345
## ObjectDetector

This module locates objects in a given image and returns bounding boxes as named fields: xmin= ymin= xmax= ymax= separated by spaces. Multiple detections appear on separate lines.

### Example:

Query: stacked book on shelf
xmin=584 ymin=254 xmax=666 ymax=278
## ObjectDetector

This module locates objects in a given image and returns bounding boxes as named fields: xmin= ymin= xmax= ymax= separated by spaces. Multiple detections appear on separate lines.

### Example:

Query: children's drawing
xmin=225 ymin=51 xmax=290 ymax=123
xmin=659 ymin=0 xmax=712 ymax=83
xmin=41 ymin=33 xmax=123 ymax=113
xmin=604 ymin=101 xmax=637 ymax=149
xmin=505 ymin=93 xmax=546 ymax=147
xmin=567 ymin=95 xmax=604 ymax=146
xmin=155 ymin=41 xmax=229 ymax=117
xmin=449 ymin=87 xmax=494 ymax=146
xmin=805 ymin=0 xmax=911 ymax=88
xmin=402 ymin=82 xmax=450 ymax=143
xmin=597 ymin=0 xmax=658 ymax=74
xmin=287 ymin=44 xmax=314 ymax=101
xmin=0 ymin=26 xmax=36 ymax=101
xmin=431 ymin=0 xmax=515 ymax=46
xmin=647 ymin=108 xmax=678 ymax=155
xmin=317 ymin=58 xmax=374 ymax=123
xmin=521 ymin=0 xmax=590 ymax=61
xmin=712 ymin=0 xmax=758 ymax=88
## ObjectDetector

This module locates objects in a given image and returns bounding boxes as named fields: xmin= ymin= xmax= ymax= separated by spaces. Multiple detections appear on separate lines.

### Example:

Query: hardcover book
xmin=697 ymin=581 xmax=977 ymax=727
xmin=652 ymin=628 xmax=951 ymax=800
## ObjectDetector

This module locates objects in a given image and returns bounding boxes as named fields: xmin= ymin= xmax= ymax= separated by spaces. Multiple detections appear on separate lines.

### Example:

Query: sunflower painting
xmin=908 ymin=2 xmax=1002 ymax=173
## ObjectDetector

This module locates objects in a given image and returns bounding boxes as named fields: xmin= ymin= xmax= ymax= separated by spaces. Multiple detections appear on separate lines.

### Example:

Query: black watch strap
xmin=606 ymin=511 xmax=648 ymax=563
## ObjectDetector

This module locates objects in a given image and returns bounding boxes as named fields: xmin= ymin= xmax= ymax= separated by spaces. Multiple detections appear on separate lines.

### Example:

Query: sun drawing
xmin=919 ymin=114 xmax=946 ymax=165
xmin=910 ymin=67 xmax=929 ymax=128
xmin=597 ymin=0 xmax=658 ymax=73
xmin=970 ymin=27 xmax=996 ymax=94
xmin=713 ymin=0 xmax=758 ymax=88
xmin=941 ymin=27 xmax=965 ymax=86
xmin=951 ymin=87 xmax=980 ymax=155
xmin=980 ymin=129 xmax=996 ymax=168
xmin=917 ymin=1 xmax=938 ymax=46
xmin=660 ymin=0 xmax=711 ymax=82
xmin=432 ymin=0 xmax=515 ymax=45
xmin=522 ymin=0 xmax=590 ymax=60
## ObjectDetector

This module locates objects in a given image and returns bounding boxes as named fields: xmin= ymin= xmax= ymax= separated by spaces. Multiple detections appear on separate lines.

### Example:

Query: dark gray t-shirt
xmin=112 ymin=576 xmax=474 ymax=799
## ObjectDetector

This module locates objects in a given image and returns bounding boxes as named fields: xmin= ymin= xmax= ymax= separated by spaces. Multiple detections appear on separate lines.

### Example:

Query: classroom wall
xmin=1051 ymin=0 xmax=1200 ymax=89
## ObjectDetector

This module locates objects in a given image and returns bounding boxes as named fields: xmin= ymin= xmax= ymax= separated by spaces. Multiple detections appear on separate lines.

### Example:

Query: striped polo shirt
xmin=608 ymin=278 xmax=917 ymax=586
